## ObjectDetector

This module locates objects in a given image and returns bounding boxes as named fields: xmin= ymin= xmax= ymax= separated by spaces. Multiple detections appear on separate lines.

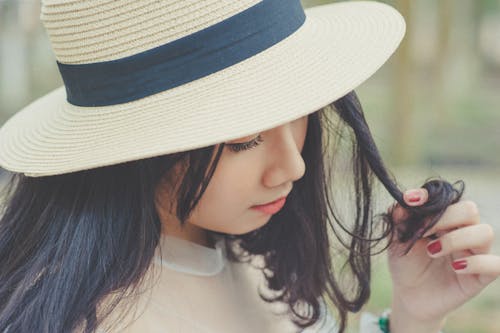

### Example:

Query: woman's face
xmin=156 ymin=115 xmax=308 ymax=245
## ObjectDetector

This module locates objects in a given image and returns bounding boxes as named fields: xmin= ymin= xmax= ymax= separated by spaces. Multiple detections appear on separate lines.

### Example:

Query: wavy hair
xmin=0 ymin=91 xmax=464 ymax=332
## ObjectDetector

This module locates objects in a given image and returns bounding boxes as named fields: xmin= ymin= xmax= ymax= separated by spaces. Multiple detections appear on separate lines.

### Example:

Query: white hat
xmin=0 ymin=0 xmax=405 ymax=177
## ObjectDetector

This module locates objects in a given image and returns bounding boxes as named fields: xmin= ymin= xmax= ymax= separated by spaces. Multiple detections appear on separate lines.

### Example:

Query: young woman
xmin=0 ymin=1 xmax=498 ymax=332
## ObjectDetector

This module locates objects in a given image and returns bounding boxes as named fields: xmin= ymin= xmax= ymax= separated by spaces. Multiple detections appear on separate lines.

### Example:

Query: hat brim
xmin=0 ymin=1 xmax=405 ymax=177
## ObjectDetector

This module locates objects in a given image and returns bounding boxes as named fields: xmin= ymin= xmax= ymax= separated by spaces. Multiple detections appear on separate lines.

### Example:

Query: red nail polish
xmin=408 ymin=195 xmax=421 ymax=203
xmin=452 ymin=259 xmax=467 ymax=270
xmin=427 ymin=240 xmax=442 ymax=254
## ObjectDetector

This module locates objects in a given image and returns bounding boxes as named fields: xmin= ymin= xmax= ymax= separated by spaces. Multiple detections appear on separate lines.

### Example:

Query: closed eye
xmin=226 ymin=134 xmax=264 ymax=152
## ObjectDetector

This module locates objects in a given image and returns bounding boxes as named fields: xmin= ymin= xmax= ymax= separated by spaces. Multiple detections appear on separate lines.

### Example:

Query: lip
xmin=251 ymin=196 xmax=287 ymax=215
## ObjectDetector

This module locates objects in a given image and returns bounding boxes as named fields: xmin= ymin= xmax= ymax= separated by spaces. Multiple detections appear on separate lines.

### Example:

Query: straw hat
xmin=0 ymin=0 xmax=405 ymax=177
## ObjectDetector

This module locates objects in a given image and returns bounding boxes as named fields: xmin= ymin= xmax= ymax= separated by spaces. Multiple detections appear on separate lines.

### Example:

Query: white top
xmin=98 ymin=234 xmax=385 ymax=333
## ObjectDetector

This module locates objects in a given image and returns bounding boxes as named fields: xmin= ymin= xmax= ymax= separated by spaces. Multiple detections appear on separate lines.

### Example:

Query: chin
xmin=228 ymin=218 xmax=271 ymax=236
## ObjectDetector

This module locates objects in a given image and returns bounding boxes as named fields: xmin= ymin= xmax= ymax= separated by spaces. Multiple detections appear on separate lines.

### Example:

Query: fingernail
xmin=405 ymin=189 xmax=422 ymax=204
xmin=427 ymin=240 xmax=442 ymax=255
xmin=452 ymin=259 xmax=467 ymax=270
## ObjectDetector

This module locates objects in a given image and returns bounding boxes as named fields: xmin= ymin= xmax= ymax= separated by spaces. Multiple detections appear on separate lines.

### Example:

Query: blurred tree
xmin=434 ymin=0 xmax=452 ymax=127
xmin=0 ymin=1 xmax=30 ymax=118
xmin=391 ymin=0 xmax=416 ymax=166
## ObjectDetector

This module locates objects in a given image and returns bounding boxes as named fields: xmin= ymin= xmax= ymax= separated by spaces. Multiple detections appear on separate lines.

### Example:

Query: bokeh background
xmin=1 ymin=0 xmax=499 ymax=332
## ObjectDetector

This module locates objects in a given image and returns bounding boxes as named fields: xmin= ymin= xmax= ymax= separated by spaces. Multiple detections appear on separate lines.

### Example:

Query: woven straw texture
xmin=0 ymin=1 xmax=405 ymax=177
xmin=41 ymin=0 xmax=261 ymax=64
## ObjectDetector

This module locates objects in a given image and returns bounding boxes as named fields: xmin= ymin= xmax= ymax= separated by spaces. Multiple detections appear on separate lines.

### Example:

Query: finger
xmin=451 ymin=254 xmax=500 ymax=279
xmin=403 ymin=188 xmax=429 ymax=206
xmin=426 ymin=223 xmax=495 ymax=257
xmin=423 ymin=200 xmax=480 ymax=237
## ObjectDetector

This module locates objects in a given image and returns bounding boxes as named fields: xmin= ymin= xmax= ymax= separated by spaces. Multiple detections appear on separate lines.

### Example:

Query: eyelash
xmin=226 ymin=134 xmax=264 ymax=152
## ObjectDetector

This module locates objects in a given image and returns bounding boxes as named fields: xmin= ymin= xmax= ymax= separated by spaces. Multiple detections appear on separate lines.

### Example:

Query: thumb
xmin=390 ymin=188 xmax=429 ymax=224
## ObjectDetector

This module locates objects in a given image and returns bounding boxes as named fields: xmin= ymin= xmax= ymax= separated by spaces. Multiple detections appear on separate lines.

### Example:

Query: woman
xmin=0 ymin=1 xmax=498 ymax=332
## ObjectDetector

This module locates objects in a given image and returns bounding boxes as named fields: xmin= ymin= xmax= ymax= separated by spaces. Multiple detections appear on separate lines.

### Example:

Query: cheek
xmin=187 ymin=154 xmax=262 ymax=232
xmin=206 ymin=157 xmax=256 ymax=205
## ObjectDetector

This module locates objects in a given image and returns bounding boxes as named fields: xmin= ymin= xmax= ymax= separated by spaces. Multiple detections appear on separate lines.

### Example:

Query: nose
xmin=261 ymin=123 xmax=306 ymax=188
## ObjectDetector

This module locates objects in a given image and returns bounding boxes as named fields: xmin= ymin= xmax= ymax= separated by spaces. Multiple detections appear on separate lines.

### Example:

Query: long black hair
xmin=0 ymin=91 xmax=464 ymax=332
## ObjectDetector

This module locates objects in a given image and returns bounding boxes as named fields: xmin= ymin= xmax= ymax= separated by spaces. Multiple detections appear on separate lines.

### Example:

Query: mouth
xmin=251 ymin=196 xmax=287 ymax=215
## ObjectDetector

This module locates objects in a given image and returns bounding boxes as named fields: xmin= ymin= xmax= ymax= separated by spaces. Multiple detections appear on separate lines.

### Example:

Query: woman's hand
xmin=387 ymin=188 xmax=500 ymax=333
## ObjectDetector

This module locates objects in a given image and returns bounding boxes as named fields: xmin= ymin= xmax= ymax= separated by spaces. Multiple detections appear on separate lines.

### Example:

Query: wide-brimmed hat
xmin=0 ymin=0 xmax=405 ymax=177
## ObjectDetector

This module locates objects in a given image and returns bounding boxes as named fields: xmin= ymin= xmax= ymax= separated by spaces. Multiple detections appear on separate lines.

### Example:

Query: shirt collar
xmin=153 ymin=234 xmax=227 ymax=276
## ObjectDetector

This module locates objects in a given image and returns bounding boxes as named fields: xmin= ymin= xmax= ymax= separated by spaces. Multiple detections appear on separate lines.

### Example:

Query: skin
xmin=155 ymin=115 xmax=308 ymax=248
xmin=155 ymin=117 xmax=500 ymax=332
xmin=389 ymin=189 xmax=500 ymax=333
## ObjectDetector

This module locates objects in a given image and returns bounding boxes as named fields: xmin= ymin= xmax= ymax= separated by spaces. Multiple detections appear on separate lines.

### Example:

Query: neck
xmin=161 ymin=222 xmax=215 ymax=249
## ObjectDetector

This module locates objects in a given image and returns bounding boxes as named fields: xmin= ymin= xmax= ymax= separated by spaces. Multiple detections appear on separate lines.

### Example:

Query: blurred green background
xmin=302 ymin=1 xmax=500 ymax=332
xmin=1 ymin=0 xmax=499 ymax=332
